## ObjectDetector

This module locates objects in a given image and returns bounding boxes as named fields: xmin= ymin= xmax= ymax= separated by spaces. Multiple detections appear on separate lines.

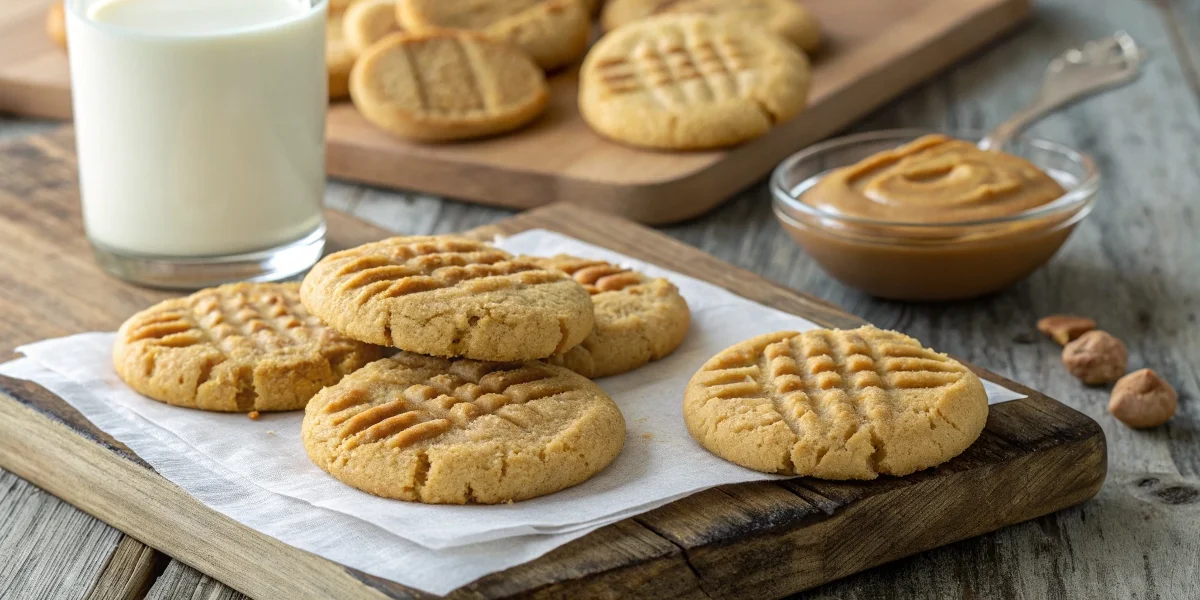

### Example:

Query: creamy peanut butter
xmin=804 ymin=134 xmax=1066 ymax=223
xmin=776 ymin=134 xmax=1088 ymax=301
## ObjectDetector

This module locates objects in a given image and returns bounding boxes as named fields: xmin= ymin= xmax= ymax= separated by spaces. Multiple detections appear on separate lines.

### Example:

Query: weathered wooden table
xmin=2 ymin=0 xmax=1198 ymax=597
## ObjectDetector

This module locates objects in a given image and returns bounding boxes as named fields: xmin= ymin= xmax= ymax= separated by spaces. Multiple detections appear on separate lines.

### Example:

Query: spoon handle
xmin=979 ymin=31 xmax=1145 ymax=151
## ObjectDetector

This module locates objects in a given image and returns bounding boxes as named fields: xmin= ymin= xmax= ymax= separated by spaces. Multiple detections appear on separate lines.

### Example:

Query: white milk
xmin=67 ymin=0 xmax=327 ymax=257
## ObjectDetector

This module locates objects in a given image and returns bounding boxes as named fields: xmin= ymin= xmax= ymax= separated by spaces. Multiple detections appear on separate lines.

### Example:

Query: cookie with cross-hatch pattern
xmin=526 ymin=255 xmax=690 ymax=378
xmin=46 ymin=2 xmax=67 ymax=51
xmin=349 ymin=30 xmax=549 ymax=142
xmin=327 ymin=11 xmax=357 ymax=100
xmin=684 ymin=326 xmax=988 ymax=479
xmin=300 ymin=236 xmax=595 ymax=362
xmin=302 ymin=352 xmax=625 ymax=503
xmin=112 ymin=283 xmax=383 ymax=412
xmin=579 ymin=14 xmax=810 ymax=150
xmin=343 ymin=0 xmax=403 ymax=55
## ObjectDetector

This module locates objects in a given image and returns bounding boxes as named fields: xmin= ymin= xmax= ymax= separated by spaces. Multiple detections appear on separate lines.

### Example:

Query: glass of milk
xmin=65 ymin=0 xmax=328 ymax=289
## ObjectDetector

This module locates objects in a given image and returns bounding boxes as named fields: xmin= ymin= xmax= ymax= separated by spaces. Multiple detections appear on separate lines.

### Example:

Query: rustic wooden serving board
xmin=0 ymin=130 xmax=1106 ymax=599
xmin=0 ymin=0 xmax=1030 ymax=223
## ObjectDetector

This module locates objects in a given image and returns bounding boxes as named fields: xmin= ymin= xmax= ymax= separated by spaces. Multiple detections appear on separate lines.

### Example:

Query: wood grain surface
xmin=4 ymin=0 xmax=1200 ymax=596
xmin=144 ymin=560 xmax=246 ymax=600
xmin=0 ymin=471 xmax=123 ymax=599
xmin=0 ymin=0 xmax=1030 ymax=223
xmin=0 ymin=131 xmax=1104 ymax=600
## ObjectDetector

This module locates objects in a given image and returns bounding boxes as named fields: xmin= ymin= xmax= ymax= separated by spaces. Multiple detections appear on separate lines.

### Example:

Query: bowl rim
xmin=770 ymin=128 xmax=1101 ymax=229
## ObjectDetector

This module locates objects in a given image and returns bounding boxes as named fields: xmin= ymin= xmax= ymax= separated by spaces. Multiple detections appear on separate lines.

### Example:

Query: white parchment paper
xmin=0 ymin=229 xmax=1025 ymax=594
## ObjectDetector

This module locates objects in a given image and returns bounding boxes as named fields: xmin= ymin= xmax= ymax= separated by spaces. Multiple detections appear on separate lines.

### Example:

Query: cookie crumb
xmin=266 ymin=430 xmax=277 ymax=436
xmin=248 ymin=411 xmax=261 ymax=420
xmin=641 ymin=432 xmax=654 ymax=441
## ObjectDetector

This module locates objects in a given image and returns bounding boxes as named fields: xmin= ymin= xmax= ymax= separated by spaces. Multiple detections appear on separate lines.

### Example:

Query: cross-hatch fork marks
xmin=323 ymin=365 xmax=575 ymax=450
xmin=398 ymin=42 xmax=430 ymax=112
xmin=327 ymin=239 xmax=494 ymax=280
xmin=193 ymin=291 xmax=316 ymax=353
xmin=546 ymin=257 xmax=644 ymax=294
xmin=770 ymin=331 xmax=882 ymax=447
xmin=697 ymin=332 xmax=968 ymax=437
xmin=124 ymin=291 xmax=316 ymax=355
xmin=597 ymin=31 xmax=751 ymax=107
xmin=768 ymin=332 xmax=965 ymax=424
xmin=332 ymin=247 xmax=562 ymax=304
xmin=450 ymin=36 xmax=489 ymax=114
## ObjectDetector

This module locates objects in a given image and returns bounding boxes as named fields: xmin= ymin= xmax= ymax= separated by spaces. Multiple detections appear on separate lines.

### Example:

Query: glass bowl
xmin=770 ymin=129 xmax=1100 ymax=301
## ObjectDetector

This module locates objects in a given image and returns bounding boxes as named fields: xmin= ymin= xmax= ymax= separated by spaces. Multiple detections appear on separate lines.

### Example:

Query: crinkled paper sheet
xmin=0 ymin=229 xmax=1025 ymax=594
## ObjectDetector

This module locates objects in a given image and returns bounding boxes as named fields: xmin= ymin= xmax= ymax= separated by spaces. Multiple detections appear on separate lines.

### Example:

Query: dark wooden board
xmin=0 ymin=130 xmax=1106 ymax=600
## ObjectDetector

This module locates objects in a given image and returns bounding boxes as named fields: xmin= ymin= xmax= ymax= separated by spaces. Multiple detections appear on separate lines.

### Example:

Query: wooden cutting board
xmin=0 ymin=0 xmax=1029 ymax=224
xmin=0 ymin=130 xmax=1105 ymax=599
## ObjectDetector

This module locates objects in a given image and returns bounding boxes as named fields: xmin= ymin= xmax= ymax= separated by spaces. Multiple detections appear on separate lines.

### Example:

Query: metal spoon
xmin=978 ymin=31 xmax=1145 ymax=151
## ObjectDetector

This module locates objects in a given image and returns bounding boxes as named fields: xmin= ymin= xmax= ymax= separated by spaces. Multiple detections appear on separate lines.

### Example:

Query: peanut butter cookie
xmin=684 ymin=326 xmax=988 ymax=479
xmin=527 ymin=255 xmax=689 ymax=378
xmin=303 ymin=352 xmax=625 ymax=503
xmin=601 ymin=0 xmax=822 ymax=53
xmin=579 ymin=14 xmax=811 ymax=150
xmin=349 ymin=31 xmax=550 ymax=141
xmin=113 ymin=283 xmax=382 ymax=412
xmin=327 ymin=11 xmax=357 ymax=100
xmin=300 ymin=236 xmax=594 ymax=361
xmin=343 ymin=0 xmax=402 ymax=55
xmin=397 ymin=0 xmax=591 ymax=71
xmin=47 ymin=2 xmax=67 ymax=51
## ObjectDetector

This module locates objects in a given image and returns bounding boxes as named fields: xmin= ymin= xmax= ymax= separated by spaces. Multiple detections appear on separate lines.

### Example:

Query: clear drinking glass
xmin=65 ymin=0 xmax=328 ymax=289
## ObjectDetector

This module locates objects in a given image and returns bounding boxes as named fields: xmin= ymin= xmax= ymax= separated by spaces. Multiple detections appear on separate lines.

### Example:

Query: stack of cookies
xmin=113 ymin=234 xmax=692 ymax=504
xmin=112 ymin=234 xmax=990 ymax=504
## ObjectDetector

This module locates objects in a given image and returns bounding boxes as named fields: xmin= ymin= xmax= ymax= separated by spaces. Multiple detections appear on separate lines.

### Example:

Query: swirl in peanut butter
xmin=803 ymin=134 xmax=1066 ymax=223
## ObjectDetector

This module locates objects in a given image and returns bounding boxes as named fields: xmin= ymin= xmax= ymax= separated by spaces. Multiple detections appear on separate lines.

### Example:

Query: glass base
xmin=90 ymin=224 xmax=326 ymax=290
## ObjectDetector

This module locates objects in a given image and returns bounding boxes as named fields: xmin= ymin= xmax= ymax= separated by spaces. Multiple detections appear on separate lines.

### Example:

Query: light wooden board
xmin=0 ymin=129 xmax=1106 ymax=600
xmin=0 ymin=0 xmax=1030 ymax=224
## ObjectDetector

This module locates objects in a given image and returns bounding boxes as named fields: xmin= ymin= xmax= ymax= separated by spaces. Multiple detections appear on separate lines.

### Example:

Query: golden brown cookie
xmin=328 ymin=0 xmax=355 ymax=14
xmin=343 ymin=0 xmax=402 ymax=55
xmin=47 ymin=2 xmax=67 ymax=51
xmin=397 ymin=0 xmax=591 ymax=71
xmin=683 ymin=326 xmax=988 ymax=479
xmin=327 ymin=12 xmax=357 ymax=100
xmin=300 ymin=236 xmax=594 ymax=361
xmin=527 ymin=255 xmax=689 ymax=378
xmin=579 ymin=15 xmax=810 ymax=150
xmin=349 ymin=31 xmax=550 ymax=141
xmin=601 ymin=0 xmax=822 ymax=53
xmin=113 ymin=283 xmax=382 ymax=413
xmin=303 ymin=352 xmax=625 ymax=503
